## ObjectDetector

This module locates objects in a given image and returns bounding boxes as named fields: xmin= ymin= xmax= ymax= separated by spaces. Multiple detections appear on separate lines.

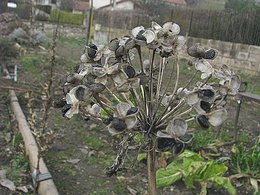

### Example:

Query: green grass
xmin=83 ymin=134 xmax=104 ymax=149
xmin=57 ymin=36 xmax=86 ymax=48
xmin=192 ymin=0 xmax=226 ymax=10
xmin=11 ymin=132 xmax=23 ymax=148
xmin=230 ymin=138 xmax=260 ymax=177
xmin=8 ymin=154 xmax=29 ymax=185
xmin=20 ymin=55 xmax=47 ymax=74
xmin=192 ymin=130 xmax=216 ymax=150
xmin=240 ymin=73 xmax=260 ymax=95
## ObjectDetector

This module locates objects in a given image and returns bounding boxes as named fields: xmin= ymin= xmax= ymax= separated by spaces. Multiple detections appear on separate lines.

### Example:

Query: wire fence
xmin=94 ymin=7 xmax=260 ymax=46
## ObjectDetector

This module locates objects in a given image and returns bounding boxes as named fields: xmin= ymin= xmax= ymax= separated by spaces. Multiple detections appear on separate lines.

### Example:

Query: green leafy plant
xmin=156 ymin=150 xmax=236 ymax=195
xmin=230 ymin=137 xmax=260 ymax=194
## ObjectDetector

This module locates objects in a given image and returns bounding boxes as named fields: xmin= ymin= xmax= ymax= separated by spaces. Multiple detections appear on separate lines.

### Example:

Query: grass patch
xmin=83 ymin=134 xmax=104 ymax=149
xmin=57 ymin=37 xmax=86 ymax=48
xmin=20 ymin=55 xmax=47 ymax=74
xmin=240 ymin=73 xmax=260 ymax=95
xmin=230 ymin=138 xmax=260 ymax=177
xmin=8 ymin=154 xmax=29 ymax=185
xmin=192 ymin=130 xmax=216 ymax=150
xmin=193 ymin=0 xmax=225 ymax=10
xmin=11 ymin=132 xmax=23 ymax=148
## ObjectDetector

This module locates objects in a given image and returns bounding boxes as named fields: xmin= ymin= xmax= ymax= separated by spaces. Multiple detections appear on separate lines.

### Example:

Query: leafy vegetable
xmin=156 ymin=150 xmax=236 ymax=195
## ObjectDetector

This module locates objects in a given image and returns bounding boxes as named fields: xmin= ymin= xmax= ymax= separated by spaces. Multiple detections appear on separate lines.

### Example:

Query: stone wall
xmin=185 ymin=37 xmax=260 ymax=76
xmin=24 ymin=21 xmax=86 ymax=38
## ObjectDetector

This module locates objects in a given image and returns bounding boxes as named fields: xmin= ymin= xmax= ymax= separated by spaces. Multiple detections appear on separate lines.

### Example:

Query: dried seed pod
xmin=123 ymin=65 xmax=136 ymax=78
xmin=196 ymin=115 xmax=210 ymax=129
xmin=157 ymin=137 xmax=175 ymax=151
xmin=172 ymin=142 xmax=185 ymax=155
xmin=53 ymin=97 xmax=66 ymax=108
xmin=62 ymin=104 xmax=71 ymax=116
xmin=198 ymin=89 xmax=215 ymax=102
xmin=110 ymin=117 xmax=127 ymax=132
xmin=203 ymin=49 xmax=218 ymax=60
xmin=90 ymin=83 xmax=106 ymax=94
xmin=187 ymin=44 xmax=205 ymax=58
xmin=126 ymin=107 xmax=138 ymax=115
xmin=200 ymin=101 xmax=211 ymax=113
xmin=109 ymin=38 xmax=120 ymax=51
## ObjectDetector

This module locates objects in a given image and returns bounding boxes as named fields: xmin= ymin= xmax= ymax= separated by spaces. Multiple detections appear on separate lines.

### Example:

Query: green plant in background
xmin=50 ymin=9 xmax=84 ymax=26
xmin=20 ymin=55 xmax=47 ymax=74
xmin=192 ymin=130 xmax=215 ymax=150
xmin=231 ymin=138 xmax=260 ymax=177
xmin=230 ymin=137 xmax=260 ymax=194
xmin=0 ymin=39 xmax=19 ymax=60
xmin=7 ymin=154 xmax=29 ymax=185
xmin=156 ymin=150 xmax=236 ymax=195
xmin=11 ymin=132 xmax=23 ymax=148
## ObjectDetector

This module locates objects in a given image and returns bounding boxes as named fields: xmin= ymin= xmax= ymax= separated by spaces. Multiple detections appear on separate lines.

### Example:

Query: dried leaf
xmin=0 ymin=179 xmax=16 ymax=191
xmin=0 ymin=170 xmax=7 ymax=180
xmin=67 ymin=159 xmax=81 ymax=164
xmin=4 ymin=133 xmax=11 ymax=143
xmin=16 ymin=186 xmax=29 ymax=193
xmin=127 ymin=185 xmax=138 ymax=195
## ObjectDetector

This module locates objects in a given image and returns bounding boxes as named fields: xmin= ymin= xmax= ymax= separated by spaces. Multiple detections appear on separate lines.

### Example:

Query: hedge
xmin=49 ymin=9 xmax=84 ymax=26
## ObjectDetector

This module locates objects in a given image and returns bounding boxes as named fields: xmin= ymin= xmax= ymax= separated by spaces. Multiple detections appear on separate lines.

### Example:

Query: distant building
xmin=36 ymin=0 xmax=54 ymax=5
xmin=163 ymin=0 xmax=187 ymax=6
xmin=72 ymin=0 xmax=90 ymax=13
xmin=93 ymin=0 xmax=112 ymax=9
xmin=96 ymin=0 xmax=143 ymax=11
xmin=35 ymin=0 xmax=57 ymax=8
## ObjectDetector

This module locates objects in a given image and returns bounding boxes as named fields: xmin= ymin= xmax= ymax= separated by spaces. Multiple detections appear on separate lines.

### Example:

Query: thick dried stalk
xmin=147 ymin=137 xmax=156 ymax=195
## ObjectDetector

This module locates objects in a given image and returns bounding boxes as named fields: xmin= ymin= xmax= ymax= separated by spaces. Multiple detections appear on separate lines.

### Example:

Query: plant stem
xmin=147 ymin=137 xmax=156 ymax=195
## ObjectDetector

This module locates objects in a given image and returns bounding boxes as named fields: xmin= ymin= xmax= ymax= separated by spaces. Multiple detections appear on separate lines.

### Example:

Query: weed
xmin=8 ymin=154 xmax=29 ymax=184
xmin=192 ymin=130 xmax=215 ymax=150
xmin=237 ymin=131 xmax=250 ymax=143
xmin=57 ymin=37 xmax=86 ymax=47
xmin=230 ymin=138 xmax=260 ymax=178
xmin=11 ymin=132 xmax=23 ymax=148
xmin=83 ymin=134 xmax=104 ymax=149
xmin=218 ymin=130 xmax=232 ymax=142
xmin=20 ymin=55 xmax=47 ymax=74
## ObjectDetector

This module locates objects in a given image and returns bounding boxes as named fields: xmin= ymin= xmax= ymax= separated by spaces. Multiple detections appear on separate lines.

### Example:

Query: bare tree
xmin=0 ymin=0 xmax=8 ymax=14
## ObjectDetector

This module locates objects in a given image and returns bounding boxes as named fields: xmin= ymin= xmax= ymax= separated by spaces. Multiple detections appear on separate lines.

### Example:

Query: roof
xmin=96 ymin=0 xmax=143 ymax=10
xmin=163 ymin=0 xmax=187 ymax=5
xmin=73 ymin=0 xmax=90 ymax=11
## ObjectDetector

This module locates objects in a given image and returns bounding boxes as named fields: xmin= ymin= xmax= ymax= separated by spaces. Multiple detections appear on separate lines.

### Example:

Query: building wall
xmin=93 ymin=0 xmax=111 ymax=9
xmin=36 ymin=0 xmax=51 ymax=5
xmin=112 ymin=1 xmax=134 ymax=10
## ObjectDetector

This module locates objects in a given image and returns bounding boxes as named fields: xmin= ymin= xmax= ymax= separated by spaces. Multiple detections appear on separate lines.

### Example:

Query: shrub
xmin=49 ymin=9 xmax=84 ymax=26
xmin=0 ymin=38 xmax=19 ymax=60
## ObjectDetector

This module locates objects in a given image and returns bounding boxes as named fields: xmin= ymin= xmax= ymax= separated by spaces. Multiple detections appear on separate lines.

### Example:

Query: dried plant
xmin=56 ymin=21 xmax=241 ymax=194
